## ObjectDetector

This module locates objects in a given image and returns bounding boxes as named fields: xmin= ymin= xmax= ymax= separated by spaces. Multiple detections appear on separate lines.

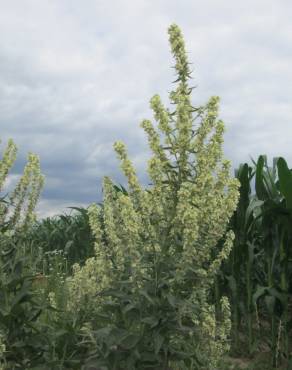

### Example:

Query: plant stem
xmin=279 ymin=232 xmax=288 ymax=359
xmin=267 ymin=254 xmax=277 ymax=367
xmin=246 ymin=254 xmax=253 ymax=355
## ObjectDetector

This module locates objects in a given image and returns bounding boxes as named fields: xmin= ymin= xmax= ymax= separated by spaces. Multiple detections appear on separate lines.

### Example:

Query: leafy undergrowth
xmin=224 ymin=354 xmax=288 ymax=370
xmin=221 ymin=333 xmax=291 ymax=370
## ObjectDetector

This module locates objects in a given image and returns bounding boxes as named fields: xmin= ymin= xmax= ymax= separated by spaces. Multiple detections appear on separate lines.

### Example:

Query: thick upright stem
xmin=246 ymin=256 xmax=253 ymax=355
xmin=279 ymin=233 xmax=289 ymax=359
xmin=267 ymin=255 xmax=277 ymax=367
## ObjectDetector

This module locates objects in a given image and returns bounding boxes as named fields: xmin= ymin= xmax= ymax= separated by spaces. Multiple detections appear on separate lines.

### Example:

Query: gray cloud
xmin=1 ymin=0 xmax=292 ymax=217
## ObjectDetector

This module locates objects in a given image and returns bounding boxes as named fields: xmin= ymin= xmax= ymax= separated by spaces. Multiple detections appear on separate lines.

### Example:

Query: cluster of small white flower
xmin=67 ymin=23 xmax=240 ymax=369
xmin=0 ymin=138 xmax=44 ymax=231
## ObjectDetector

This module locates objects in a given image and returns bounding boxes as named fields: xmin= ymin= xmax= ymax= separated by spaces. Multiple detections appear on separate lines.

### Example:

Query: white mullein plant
xmin=0 ymin=139 xmax=44 ymax=368
xmin=68 ymin=24 xmax=239 ymax=369
xmin=0 ymin=138 xmax=44 ymax=232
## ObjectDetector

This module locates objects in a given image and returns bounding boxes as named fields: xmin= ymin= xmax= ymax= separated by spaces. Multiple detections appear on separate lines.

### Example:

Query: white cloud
xmin=1 ymin=0 xmax=292 ymax=216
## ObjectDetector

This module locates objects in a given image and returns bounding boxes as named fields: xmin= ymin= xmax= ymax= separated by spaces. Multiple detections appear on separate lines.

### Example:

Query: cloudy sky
xmin=1 ymin=0 xmax=292 ymax=218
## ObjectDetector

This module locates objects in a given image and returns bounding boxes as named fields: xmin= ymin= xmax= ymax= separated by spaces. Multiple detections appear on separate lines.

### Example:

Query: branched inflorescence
xmin=0 ymin=139 xmax=44 ymax=232
xmin=0 ymin=139 xmax=44 ymax=366
xmin=69 ymin=23 xmax=239 ymax=369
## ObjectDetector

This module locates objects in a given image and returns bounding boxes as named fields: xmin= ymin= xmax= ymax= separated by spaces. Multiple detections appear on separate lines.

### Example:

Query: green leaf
xmin=255 ymin=155 xmax=268 ymax=200
xmin=139 ymin=289 xmax=155 ymax=305
xmin=238 ymin=163 xmax=250 ymax=208
xmin=154 ymin=333 xmax=164 ymax=354
xmin=122 ymin=302 xmax=138 ymax=314
xmin=11 ymin=287 xmax=31 ymax=308
xmin=141 ymin=316 xmax=159 ymax=328
xmin=252 ymin=286 xmax=267 ymax=306
xmin=166 ymin=293 xmax=177 ymax=307
xmin=277 ymin=157 xmax=292 ymax=209
xmin=120 ymin=334 xmax=140 ymax=350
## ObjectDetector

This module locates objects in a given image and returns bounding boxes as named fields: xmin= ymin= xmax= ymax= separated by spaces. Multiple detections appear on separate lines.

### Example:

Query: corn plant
xmin=218 ymin=162 xmax=265 ymax=355
xmin=220 ymin=155 xmax=292 ymax=368
xmin=24 ymin=207 xmax=95 ymax=271
xmin=252 ymin=155 xmax=292 ymax=367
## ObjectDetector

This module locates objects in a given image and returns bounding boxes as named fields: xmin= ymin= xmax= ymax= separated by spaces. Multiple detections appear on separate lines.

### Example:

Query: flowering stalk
xmin=9 ymin=152 xmax=45 ymax=231
xmin=70 ymin=23 xmax=239 ymax=369
xmin=0 ymin=139 xmax=44 ymax=234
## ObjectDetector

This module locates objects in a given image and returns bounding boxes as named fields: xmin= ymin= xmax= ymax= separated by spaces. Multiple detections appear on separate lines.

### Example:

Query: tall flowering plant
xmin=0 ymin=138 xmax=44 ymax=232
xmin=69 ymin=24 xmax=239 ymax=369
xmin=0 ymin=139 xmax=45 ymax=369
